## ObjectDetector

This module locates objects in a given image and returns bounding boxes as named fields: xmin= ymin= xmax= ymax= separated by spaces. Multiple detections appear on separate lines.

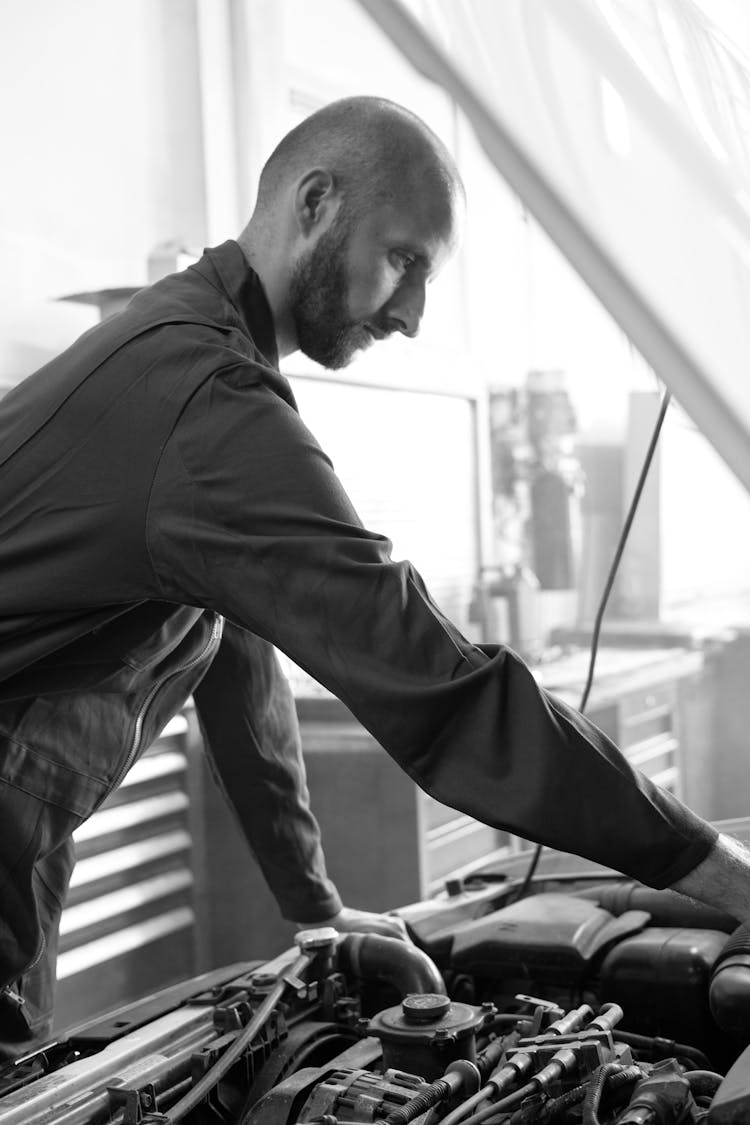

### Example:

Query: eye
xmin=389 ymin=249 xmax=417 ymax=272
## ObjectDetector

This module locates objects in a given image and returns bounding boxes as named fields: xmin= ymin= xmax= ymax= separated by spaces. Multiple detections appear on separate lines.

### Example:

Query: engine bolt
xmin=251 ymin=973 xmax=276 ymax=988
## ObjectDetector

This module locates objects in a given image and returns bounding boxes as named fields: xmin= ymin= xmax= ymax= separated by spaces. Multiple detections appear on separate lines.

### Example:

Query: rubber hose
xmin=685 ymin=1070 xmax=724 ymax=1098
xmin=582 ymin=1064 xmax=643 ymax=1125
xmin=613 ymin=1031 xmax=713 ymax=1072
xmin=710 ymin=923 xmax=750 ymax=1033
xmin=337 ymin=932 xmax=445 ymax=996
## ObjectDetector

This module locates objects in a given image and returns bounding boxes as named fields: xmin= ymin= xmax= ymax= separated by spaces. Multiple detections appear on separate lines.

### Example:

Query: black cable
xmin=512 ymin=388 xmax=673 ymax=904
xmin=518 ymin=1064 xmax=642 ymax=1125
xmin=159 ymin=952 xmax=312 ymax=1123
xmin=613 ymin=1030 xmax=713 ymax=1072
xmin=582 ymin=1064 xmax=644 ymax=1125
xmin=577 ymin=388 xmax=672 ymax=713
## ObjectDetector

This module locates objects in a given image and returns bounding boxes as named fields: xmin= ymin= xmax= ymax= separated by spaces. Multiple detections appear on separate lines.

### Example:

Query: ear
xmin=294 ymin=169 xmax=340 ymax=236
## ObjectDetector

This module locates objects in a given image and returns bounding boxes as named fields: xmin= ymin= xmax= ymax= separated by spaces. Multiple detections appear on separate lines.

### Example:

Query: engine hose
xmin=383 ymin=1078 xmax=453 ymax=1125
xmin=582 ymin=1064 xmax=644 ymax=1125
xmin=613 ymin=1031 xmax=713 ymax=1072
xmin=337 ymin=932 xmax=445 ymax=996
xmin=684 ymin=1070 xmax=724 ymax=1098
xmin=710 ymin=923 xmax=750 ymax=1033
xmin=713 ymin=923 xmax=750 ymax=963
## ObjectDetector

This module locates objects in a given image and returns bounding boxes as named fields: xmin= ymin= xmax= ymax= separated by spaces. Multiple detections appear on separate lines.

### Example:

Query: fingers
xmin=357 ymin=911 xmax=409 ymax=941
xmin=325 ymin=906 xmax=411 ymax=942
xmin=380 ymin=913 xmax=410 ymax=941
xmin=295 ymin=906 xmax=412 ymax=941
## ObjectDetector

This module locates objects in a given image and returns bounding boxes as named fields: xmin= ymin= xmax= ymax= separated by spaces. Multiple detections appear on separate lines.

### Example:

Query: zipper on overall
xmin=0 ymin=615 xmax=223 ymax=997
xmin=110 ymin=612 xmax=223 ymax=796
xmin=1 ymin=931 xmax=46 ymax=1007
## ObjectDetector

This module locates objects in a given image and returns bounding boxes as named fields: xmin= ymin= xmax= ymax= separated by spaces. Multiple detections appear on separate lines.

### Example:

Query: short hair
xmin=254 ymin=96 xmax=462 ymax=218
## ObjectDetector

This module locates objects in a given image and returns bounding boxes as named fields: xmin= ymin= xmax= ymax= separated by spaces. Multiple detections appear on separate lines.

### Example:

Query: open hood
xmin=358 ymin=0 xmax=750 ymax=494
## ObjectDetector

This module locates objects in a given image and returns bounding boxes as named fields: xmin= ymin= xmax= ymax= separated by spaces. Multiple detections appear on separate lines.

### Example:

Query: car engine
xmin=2 ymin=874 xmax=750 ymax=1125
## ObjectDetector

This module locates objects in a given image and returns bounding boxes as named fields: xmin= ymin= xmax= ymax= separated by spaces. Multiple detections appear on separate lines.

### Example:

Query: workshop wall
xmin=1 ymin=0 xmax=205 ymax=303
xmin=0 ymin=0 xmax=642 ymax=433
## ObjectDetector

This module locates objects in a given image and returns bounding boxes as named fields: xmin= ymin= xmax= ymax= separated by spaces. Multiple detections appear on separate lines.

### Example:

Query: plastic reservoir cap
xmin=402 ymin=994 xmax=452 ymax=1023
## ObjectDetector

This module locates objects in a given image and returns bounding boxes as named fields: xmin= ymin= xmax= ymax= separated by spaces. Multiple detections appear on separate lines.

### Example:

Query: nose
xmin=384 ymin=277 xmax=426 ymax=339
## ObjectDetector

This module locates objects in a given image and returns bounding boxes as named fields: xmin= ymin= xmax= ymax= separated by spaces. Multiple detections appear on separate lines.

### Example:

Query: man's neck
xmin=237 ymin=228 xmax=298 ymax=360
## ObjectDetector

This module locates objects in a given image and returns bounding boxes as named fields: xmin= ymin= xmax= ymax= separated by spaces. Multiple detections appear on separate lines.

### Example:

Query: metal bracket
xmin=107 ymin=1081 xmax=161 ymax=1124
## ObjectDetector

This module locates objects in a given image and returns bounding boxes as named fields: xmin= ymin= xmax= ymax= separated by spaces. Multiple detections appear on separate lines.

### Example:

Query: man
xmin=0 ymin=95 xmax=747 ymax=1055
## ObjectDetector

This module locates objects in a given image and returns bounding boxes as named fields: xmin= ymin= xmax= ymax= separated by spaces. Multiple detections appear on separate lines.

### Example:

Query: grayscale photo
xmin=1 ymin=2 xmax=750 ymax=1122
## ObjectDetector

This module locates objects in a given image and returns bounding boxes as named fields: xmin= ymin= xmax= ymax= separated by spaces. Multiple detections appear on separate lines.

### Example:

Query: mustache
xmin=363 ymin=323 xmax=392 ymax=341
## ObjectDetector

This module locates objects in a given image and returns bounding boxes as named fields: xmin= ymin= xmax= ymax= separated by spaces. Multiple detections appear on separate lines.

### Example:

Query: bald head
xmin=240 ymin=97 xmax=464 ymax=367
xmin=252 ymin=96 xmax=464 ymax=223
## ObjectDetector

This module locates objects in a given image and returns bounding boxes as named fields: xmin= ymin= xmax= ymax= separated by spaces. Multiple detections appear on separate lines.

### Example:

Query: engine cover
xmin=450 ymin=893 xmax=650 ymax=984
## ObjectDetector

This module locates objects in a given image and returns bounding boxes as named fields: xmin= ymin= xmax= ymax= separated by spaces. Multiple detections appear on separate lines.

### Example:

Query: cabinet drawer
xmin=620 ymin=683 xmax=676 ymax=747
xmin=620 ymin=683 xmax=675 ymax=723
xmin=58 ymin=722 xmax=197 ymax=1025
xmin=627 ymin=733 xmax=679 ymax=778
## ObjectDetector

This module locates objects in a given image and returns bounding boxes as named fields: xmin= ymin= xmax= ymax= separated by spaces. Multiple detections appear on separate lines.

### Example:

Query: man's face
xmin=288 ymin=186 xmax=459 ymax=370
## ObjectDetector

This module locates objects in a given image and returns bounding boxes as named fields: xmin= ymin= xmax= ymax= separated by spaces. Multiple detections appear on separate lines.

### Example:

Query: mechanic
xmin=0 ymin=95 xmax=748 ymax=1057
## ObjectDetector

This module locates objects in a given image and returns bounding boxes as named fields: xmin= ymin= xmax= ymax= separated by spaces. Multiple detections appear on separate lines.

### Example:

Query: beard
xmin=287 ymin=220 xmax=372 ymax=370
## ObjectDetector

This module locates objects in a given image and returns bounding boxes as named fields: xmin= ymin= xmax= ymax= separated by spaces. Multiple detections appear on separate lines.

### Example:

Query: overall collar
xmin=201 ymin=241 xmax=280 ymax=370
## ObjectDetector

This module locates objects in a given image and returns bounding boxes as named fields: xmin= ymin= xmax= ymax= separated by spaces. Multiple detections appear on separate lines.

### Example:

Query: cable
xmin=435 ymin=1085 xmax=496 ymax=1125
xmin=512 ymin=388 xmax=673 ymax=903
xmin=612 ymin=1031 xmax=713 ymax=1072
xmin=513 ymin=1065 xmax=642 ymax=1125
xmin=157 ymin=951 xmax=312 ymax=1123
xmin=577 ymin=388 xmax=672 ymax=714
xmin=582 ymin=1064 xmax=644 ymax=1125
xmin=449 ymin=1080 xmax=537 ymax=1125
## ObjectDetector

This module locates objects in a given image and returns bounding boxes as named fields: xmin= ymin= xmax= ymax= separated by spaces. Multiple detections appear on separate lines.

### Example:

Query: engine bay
xmin=2 ymin=874 xmax=750 ymax=1124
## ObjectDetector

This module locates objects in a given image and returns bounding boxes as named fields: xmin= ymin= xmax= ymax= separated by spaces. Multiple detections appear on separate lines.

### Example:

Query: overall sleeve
xmin=147 ymin=366 xmax=717 ymax=890
xmin=192 ymin=619 xmax=342 ymax=923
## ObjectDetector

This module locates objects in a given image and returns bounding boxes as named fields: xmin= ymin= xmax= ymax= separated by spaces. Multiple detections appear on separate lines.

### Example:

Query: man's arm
xmin=671 ymin=833 xmax=750 ymax=925
xmin=150 ymin=370 xmax=719 ymax=897
xmin=193 ymin=622 xmax=342 ymax=924
xmin=193 ymin=622 xmax=408 ymax=939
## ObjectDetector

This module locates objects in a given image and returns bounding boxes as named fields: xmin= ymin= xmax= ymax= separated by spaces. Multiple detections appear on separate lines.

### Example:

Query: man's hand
xmin=670 ymin=832 xmax=750 ymax=925
xmin=296 ymin=905 xmax=410 ymax=942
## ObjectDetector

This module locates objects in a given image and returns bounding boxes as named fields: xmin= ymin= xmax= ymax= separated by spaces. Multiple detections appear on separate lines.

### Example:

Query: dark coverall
xmin=0 ymin=240 xmax=716 ymax=1051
